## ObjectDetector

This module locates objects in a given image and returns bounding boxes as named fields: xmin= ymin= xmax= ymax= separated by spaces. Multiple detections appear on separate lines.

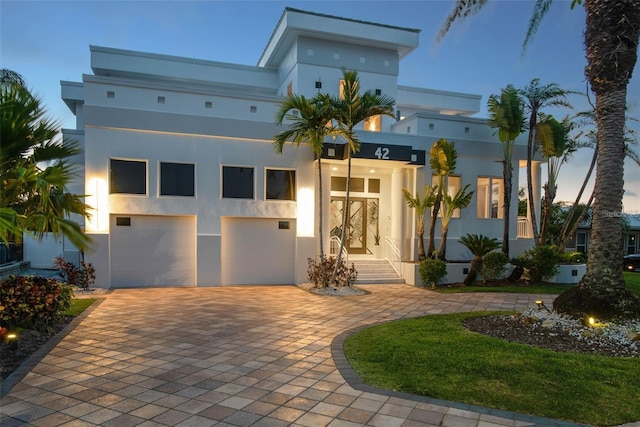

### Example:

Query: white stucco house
xmin=52 ymin=7 xmax=541 ymax=288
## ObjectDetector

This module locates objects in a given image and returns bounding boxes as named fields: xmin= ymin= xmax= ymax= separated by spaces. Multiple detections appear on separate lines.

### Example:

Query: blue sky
xmin=2 ymin=0 xmax=639 ymax=211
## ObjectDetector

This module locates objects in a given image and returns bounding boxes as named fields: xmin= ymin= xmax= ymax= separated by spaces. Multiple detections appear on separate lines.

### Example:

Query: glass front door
xmin=330 ymin=197 xmax=373 ymax=255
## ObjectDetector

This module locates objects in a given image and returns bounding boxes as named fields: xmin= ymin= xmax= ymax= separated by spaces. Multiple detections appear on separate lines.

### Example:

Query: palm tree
xmin=537 ymin=114 xmax=574 ymax=245
xmin=274 ymin=92 xmax=341 ymax=260
xmin=519 ymin=78 xmax=573 ymax=246
xmin=438 ymin=0 xmax=640 ymax=318
xmin=330 ymin=70 xmax=395 ymax=284
xmin=1 ymin=69 xmax=92 ymax=251
xmin=427 ymin=138 xmax=457 ymax=259
xmin=459 ymin=234 xmax=501 ymax=286
xmin=487 ymin=85 xmax=525 ymax=256
xmin=403 ymin=185 xmax=438 ymax=261
xmin=438 ymin=184 xmax=474 ymax=259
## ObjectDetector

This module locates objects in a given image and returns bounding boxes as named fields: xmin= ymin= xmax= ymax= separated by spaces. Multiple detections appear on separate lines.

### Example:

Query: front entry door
xmin=331 ymin=197 xmax=367 ymax=254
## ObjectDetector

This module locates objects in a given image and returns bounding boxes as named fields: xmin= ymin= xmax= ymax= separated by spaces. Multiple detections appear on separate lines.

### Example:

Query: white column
xmin=319 ymin=161 xmax=331 ymax=257
xmin=391 ymin=168 xmax=407 ymax=258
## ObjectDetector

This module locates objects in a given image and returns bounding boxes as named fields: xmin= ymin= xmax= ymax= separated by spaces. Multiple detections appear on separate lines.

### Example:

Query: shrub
xmin=419 ymin=258 xmax=447 ymax=288
xmin=561 ymin=251 xmax=587 ymax=264
xmin=307 ymin=256 xmax=358 ymax=288
xmin=0 ymin=275 xmax=73 ymax=331
xmin=517 ymin=245 xmax=564 ymax=282
xmin=481 ymin=251 xmax=509 ymax=284
xmin=54 ymin=256 xmax=96 ymax=289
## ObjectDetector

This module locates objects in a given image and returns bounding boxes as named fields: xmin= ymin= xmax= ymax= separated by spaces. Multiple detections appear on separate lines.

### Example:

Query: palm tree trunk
xmin=526 ymin=116 xmax=540 ymax=246
xmin=502 ymin=159 xmax=512 ymax=256
xmin=562 ymin=189 xmax=595 ymax=250
xmin=331 ymin=148 xmax=352 ymax=285
xmin=417 ymin=222 xmax=426 ymax=261
xmin=582 ymin=87 xmax=626 ymax=290
xmin=539 ymin=185 xmax=553 ymax=245
xmin=557 ymin=147 xmax=597 ymax=248
xmin=437 ymin=223 xmax=449 ymax=260
xmin=427 ymin=194 xmax=441 ymax=259
xmin=318 ymin=158 xmax=324 ymax=259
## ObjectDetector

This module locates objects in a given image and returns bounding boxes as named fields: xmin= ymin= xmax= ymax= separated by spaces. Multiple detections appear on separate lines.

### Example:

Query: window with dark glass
xmin=222 ymin=166 xmax=254 ymax=199
xmin=266 ymin=169 xmax=296 ymax=201
xmin=110 ymin=159 xmax=146 ymax=194
xmin=160 ymin=162 xmax=194 ymax=196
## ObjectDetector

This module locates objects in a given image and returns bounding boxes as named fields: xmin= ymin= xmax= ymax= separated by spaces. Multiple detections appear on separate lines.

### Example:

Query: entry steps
xmin=350 ymin=258 xmax=404 ymax=284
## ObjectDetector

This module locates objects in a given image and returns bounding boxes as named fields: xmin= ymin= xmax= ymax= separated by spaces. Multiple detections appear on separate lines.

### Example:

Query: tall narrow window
xmin=160 ymin=162 xmax=194 ymax=196
xmin=110 ymin=159 xmax=146 ymax=195
xmin=266 ymin=169 xmax=296 ymax=201
xmin=476 ymin=177 xmax=504 ymax=219
xmin=222 ymin=166 xmax=254 ymax=199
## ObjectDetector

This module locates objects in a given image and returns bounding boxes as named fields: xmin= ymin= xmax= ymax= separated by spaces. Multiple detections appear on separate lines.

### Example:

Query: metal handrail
xmin=330 ymin=236 xmax=349 ymax=264
xmin=384 ymin=236 xmax=402 ymax=278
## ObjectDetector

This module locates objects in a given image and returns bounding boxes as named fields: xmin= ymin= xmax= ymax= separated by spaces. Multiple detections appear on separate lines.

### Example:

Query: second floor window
xmin=110 ymin=159 xmax=146 ymax=195
xmin=223 ymin=166 xmax=254 ymax=199
xmin=160 ymin=162 xmax=194 ymax=197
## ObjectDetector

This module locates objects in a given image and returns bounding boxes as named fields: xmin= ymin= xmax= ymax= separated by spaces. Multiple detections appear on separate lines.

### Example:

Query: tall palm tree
xmin=459 ymin=234 xmax=501 ymax=286
xmin=487 ymin=85 xmax=525 ymax=256
xmin=519 ymin=78 xmax=573 ymax=246
xmin=403 ymin=185 xmax=438 ymax=261
xmin=437 ymin=184 xmax=474 ymax=259
xmin=438 ymin=0 xmax=640 ymax=318
xmin=1 ymin=69 xmax=92 ymax=251
xmin=537 ymin=114 xmax=574 ymax=245
xmin=274 ymin=92 xmax=341 ymax=259
xmin=427 ymin=138 xmax=457 ymax=259
xmin=330 ymin=70 xmax=395 ymax=284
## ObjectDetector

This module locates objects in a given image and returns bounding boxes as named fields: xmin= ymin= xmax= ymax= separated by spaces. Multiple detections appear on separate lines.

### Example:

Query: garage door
xmin=221 ymin=217 xmax=295 ymax=285
xmin=110 ymin=215 xmax=195 ymax=287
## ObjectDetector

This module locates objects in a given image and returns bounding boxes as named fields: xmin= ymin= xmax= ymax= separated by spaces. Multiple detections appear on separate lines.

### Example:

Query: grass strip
xmin=344 ymin=311 xmax=640 ymax=426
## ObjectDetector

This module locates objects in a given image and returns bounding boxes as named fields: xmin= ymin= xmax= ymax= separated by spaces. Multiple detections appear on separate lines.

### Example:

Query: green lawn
xmin=64 ymin=298 xmax=96 ymax=316
xmin=436 ymin=272 xmax=640 ymax=296
xmin=344 ymin=312 xmax=640 ymax=426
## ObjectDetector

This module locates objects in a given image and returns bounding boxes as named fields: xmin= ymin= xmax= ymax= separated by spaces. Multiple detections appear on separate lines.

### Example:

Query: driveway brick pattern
xmin=0 ymin=285 xmax=580 ymax=426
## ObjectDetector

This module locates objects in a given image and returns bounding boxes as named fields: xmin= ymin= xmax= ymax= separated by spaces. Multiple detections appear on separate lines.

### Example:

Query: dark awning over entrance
xmin=319 ymin=142 xmax=425 ymax=165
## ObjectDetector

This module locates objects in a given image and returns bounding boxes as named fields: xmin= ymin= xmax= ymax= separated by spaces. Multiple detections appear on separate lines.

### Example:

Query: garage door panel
xmin=222 ymin=218 xmax=295 ymax=285
xmin=110 ymin=215 xmax=195 ymax=287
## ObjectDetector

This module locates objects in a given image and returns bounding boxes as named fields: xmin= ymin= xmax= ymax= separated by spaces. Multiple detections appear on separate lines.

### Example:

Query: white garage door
xmin=221 ymin=217 xmax=296 ymax=285
xmin=110 ymin=215 xmax=195 ymax=287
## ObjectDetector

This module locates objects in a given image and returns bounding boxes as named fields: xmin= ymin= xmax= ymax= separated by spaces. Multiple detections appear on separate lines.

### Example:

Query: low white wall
xmin=546 ymin=264 xmax=586 ymax=284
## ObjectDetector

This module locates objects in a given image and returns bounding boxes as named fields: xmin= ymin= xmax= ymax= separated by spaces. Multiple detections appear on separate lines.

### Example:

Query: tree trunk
xmin=427 ymin=193 xmax=442 ymax=259
xmin=555 ymin=0 xmax=640 ymax=318
xmin=463 ymin=256 xmax=481 ymax=286
xmin=318 ymin=158 xmax=324 ymax=259
xmin=502 ymin=159 xmax=512 ymax=256
xmin=539 ymin=182 xmax=556 ymax=245
xmin=331 ymin=149 xmax=352 ymax=285
xmin=557 ymin=147 xmax=597 ymax=248
xmin=417 ymin=222 xmax=426 ymax=261
xmin=437 ymin=223 xmax=449 ymax=260
xmin=526 ymin=117 xmax=540 ymax=246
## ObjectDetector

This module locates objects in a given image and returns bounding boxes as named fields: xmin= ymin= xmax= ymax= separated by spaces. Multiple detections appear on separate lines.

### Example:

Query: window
xmin=364 ymin=115 xmax=381 ymax=132
xmin=222 ymin=166 xmax=254 ymax=199
xmin=331 ymin=177 xmax=364 ymax=192
xmin=432 ymin=175 xmax=462 ymax=218
xmin=477 ymin=177 xmax=504 ymax=219
xmin=110 ymin=159 xmax=146 ymax=195
xmin=368 ymin=178 xmax=380 ymax=193
xmin=266 ymin=169 xmax=296 ymax=201
xmin=576 ymin=231 xmax=588 ymax=254
xmin=160 ymin=162 xmax=194 ymax=197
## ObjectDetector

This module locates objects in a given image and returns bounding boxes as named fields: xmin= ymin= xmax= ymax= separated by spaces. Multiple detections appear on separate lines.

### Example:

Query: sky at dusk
xmin=2 ymin=0 xmax=639 ymax=211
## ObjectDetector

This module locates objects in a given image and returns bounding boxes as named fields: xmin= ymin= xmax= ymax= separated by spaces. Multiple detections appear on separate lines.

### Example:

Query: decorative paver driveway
xmin=0 ymin=285 xmax=582 ymax=426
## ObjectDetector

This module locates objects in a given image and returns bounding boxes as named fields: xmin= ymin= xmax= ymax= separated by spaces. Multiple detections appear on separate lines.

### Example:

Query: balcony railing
xmin=517 ymin=216 xmax=531 ymax=238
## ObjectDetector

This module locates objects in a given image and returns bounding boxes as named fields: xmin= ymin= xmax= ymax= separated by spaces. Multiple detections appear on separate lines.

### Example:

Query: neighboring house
xmin=55 ymin=7 xmax=540 ymax=288
xmin=565 ymin=213 xmax=640 ymax=255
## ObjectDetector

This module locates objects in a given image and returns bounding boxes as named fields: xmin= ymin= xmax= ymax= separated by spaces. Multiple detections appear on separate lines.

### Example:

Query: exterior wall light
xmin=87 ymin=178 xmax=109 ymax=233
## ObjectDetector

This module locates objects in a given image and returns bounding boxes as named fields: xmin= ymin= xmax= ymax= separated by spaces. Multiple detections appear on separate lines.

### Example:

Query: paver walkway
xmin=0 ymin=285 xmax=586 ymax=426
